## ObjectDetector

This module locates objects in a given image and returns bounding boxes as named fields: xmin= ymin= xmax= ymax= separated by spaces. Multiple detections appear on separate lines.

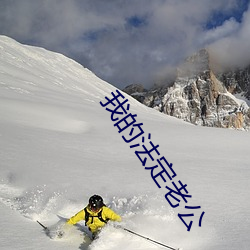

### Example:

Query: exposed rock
xmin=123 ymin=84 xmax=147 ymax=103
xmin=217 ymin=66 xmax=250 ymax=100
xmin=123 ymin=49 xmax=250 ymax=130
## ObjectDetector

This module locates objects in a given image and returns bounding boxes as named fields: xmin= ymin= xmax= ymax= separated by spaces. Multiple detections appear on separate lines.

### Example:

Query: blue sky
xmin=0 ymin=0 xmax=249 ymax=88
xmin=205 ymin=0 xmax=249 ymax=28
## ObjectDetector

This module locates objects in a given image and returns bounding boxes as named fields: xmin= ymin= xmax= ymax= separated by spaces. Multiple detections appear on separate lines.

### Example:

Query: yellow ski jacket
xmin=67 ymin=206 xmax=121 ymax=233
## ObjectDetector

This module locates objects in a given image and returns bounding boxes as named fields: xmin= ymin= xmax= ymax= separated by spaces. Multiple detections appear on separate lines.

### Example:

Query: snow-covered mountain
xmin=0 ymin=36 xmax=250 ymax=250
xmin=124 ymin=49 xmax=250 ymax=130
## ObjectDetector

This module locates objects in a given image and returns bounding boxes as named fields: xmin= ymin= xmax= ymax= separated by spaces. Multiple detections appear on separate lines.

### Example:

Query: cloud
xmin=208 ymin=3 xmax=250 ymax=69
xmin=0 ymin=0 xmax=249 ymax=88
xmin=200 ymin=18 xmax=240 ymax=45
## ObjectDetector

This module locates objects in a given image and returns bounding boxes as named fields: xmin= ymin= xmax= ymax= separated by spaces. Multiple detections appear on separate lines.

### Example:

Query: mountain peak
xmin=124 ymin=48 xmax=250 ymax=130
xmin=177 ymin=49 xmax=210 ymax=78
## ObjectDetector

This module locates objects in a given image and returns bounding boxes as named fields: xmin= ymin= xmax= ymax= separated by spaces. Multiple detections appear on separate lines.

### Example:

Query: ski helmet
xmin=89 ymin=195 xmax=104 ymax=210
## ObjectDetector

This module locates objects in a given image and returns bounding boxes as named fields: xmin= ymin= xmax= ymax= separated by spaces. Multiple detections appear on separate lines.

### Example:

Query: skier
xmin=66 ymin=194 xmax=122 ymax=239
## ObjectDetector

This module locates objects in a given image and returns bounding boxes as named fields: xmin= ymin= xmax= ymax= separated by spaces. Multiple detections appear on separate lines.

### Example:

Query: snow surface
xmin=0 ymin=35 xmax=250 ymax=250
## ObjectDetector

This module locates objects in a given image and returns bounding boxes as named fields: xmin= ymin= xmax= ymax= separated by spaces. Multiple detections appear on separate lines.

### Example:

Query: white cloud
xmin=0 ymin=0 xmax=249 ymax=88
xmin=200 ymin=18 xmax=240 ymax=45
xmin=209 ymin=5 xmax=250 ymax=68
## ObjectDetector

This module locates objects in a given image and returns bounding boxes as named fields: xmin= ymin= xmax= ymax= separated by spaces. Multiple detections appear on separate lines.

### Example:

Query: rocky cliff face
xmin=123 ymin=49 xmax=250 ymax=130
xmin=217 ymin=66 xmax=250 ymax=100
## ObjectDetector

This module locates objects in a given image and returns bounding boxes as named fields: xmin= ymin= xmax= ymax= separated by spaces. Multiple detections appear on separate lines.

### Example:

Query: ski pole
xmin=37 ymin=220 xmax=48 ymax=231
xmin=122 ymin=227 xmax=179 ymax=250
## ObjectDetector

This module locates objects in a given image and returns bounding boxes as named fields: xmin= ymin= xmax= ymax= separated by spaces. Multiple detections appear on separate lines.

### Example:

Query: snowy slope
xmin=0 ymin=36 xmax=250 ymax=250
